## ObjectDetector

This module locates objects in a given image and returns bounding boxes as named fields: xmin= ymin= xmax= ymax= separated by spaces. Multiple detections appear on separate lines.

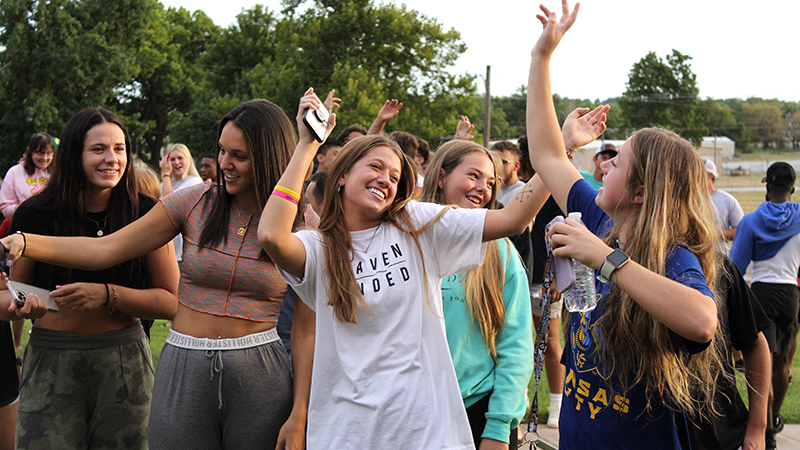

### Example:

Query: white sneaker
xmin=547 ymin=403 xmax=560 ymax=428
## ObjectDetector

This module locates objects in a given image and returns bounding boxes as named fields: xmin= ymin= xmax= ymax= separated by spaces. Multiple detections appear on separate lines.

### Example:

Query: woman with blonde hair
xmin=420 ymin=139 xmax=534 ymax=449
xmin=526 ymin=3 xmax=725 ymax=449
xmin=159 ymin=143 xmax=202 ymax=196
xmin=160 ymin=144 xmax=203 ymax=262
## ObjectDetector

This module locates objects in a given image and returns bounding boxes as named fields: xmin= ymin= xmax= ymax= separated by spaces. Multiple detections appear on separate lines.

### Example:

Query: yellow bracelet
xmin=273 ymin=185 xmax=300 ymax=201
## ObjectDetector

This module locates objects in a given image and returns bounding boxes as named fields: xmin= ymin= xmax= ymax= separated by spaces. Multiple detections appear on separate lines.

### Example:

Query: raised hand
xmin=561 ymin=105 xmax=610 ymax=155
xmin=533 ymin=0 xmax=580 ymax=60
xmin=455 ymin=115 xmax=475 ymax=140
xmin=377 ymin=99 xmax=403 ymax=122
xmin=296 ymin=88 xmax=337 ymax=145
xmin=323 ymin=89 xmax=341 ymax=112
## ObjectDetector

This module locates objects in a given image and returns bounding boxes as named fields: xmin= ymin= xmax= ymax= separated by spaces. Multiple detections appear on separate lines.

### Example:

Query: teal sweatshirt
xmin=442 ymin=238 xmax=534 ymax=443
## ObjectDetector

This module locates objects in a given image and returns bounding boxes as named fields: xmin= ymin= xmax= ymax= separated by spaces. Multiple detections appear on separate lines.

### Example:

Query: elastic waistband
xmin=166 ymin=328 xmax=279 ymax=350
xmin=29 ymin=321 xmax=145 ymax=350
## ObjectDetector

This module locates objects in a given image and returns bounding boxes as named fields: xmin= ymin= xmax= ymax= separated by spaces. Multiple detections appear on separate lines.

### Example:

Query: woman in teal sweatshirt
xmin=420 ymin=139 xmax=534 ymax=449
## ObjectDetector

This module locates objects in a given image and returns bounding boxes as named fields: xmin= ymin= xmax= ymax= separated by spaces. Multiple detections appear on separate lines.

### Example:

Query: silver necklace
xmin=359 ymin=222 xmax=381 ymax=253
xmin=87 ymin=214 xmax=108 ymax=237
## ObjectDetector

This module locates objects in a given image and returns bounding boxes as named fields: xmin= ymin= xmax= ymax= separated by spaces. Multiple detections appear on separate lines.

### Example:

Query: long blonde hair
xmin=420 ymin=140 xmax=508 ymax=358
xmin=596 ymin=127 xmax=725 ymax=418
xmin=319 ymin=135 xmax=435 ymax=323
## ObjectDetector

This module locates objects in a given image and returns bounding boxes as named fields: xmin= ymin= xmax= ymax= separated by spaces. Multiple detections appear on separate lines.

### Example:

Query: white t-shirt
xmin=283 ymin=201 xmax=487 ymax=450
xmin=162 ymin=175 xmax=203 ymax=260
xmin=710 ymin=188 xmax=744 ymax=255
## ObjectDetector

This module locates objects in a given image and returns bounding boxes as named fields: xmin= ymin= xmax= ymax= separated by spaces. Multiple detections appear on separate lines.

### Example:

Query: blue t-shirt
xmin=560 ymin=179 xmax=714 ymax=450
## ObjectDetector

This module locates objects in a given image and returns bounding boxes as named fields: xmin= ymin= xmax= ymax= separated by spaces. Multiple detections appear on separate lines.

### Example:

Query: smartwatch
xmin=599 ymin=248 xmax=630 ymax=283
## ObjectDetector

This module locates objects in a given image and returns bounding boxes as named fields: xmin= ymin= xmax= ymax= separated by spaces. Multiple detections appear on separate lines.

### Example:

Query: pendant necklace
xmin=235 ymin=208 xmax=250 ymax=237
xmin=87 ymin=214 xmax=108 ymax=237
xmin=360 ymin=222 xmax=381 ymax=253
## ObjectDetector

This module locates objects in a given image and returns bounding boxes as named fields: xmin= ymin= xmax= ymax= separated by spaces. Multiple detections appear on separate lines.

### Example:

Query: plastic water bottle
xmin=564 ymin=212 xmax=598 ymax=312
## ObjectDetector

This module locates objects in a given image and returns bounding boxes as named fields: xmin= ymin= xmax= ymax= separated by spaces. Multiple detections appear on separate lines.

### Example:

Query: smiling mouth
xmin=367 ymin=187 xmax=386 ymax=200
xmin=224 ymin=173 xmax=240 ymax=180
xmin=465 ymin=195 xmax=482 ymax=206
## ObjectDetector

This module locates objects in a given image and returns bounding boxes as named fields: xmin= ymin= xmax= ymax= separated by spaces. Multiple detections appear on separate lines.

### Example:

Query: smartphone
xmin=3 ymin=273 xmax=59 ymax=312
xmin=302 ymin=104 xmax=330 ymax=143
xmin=546 ymin=216 xmax=576 ymax=293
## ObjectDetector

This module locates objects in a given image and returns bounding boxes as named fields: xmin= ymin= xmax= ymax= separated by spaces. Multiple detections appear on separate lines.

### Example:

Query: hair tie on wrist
xmin=104 ymin=283 xmax=110 ymax=305
xmin=15 ymin=231 xmax=26 ymax=256
xmin=272 ymin=189 xmax=300 ymax=206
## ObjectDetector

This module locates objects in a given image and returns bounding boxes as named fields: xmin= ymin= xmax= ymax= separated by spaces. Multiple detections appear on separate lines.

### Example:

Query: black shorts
xmin=0 ymin=321 xmax=19 ymax=407
xmin=751 ymin=282 xmax=800 ymax=356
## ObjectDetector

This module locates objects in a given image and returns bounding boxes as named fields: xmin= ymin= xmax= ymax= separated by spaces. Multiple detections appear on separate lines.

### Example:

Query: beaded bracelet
xmin=107 ymin=284 xmax=118 ymax=314
xmin=273 ymin=185 xmax=300 ymax=201
xmin=272 ymin=189 xmax=300 ymax=206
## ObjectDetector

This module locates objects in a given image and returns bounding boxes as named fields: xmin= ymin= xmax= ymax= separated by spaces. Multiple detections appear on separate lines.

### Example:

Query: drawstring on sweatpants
xmin=206 ymin=350 xmax=224 ymax=409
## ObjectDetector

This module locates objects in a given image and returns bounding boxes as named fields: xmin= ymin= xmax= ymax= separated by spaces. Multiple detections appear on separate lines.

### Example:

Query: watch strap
xmin=599 ymin=248 xmax=629 ymax=283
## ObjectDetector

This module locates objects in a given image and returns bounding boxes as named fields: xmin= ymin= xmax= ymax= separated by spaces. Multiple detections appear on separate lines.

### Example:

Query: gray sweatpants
xmin=147 ymin=334 xmax=293 ymax=450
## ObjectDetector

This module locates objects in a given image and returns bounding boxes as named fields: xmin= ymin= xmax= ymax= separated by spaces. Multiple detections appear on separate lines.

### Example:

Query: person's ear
xmin=437 ymin=168 xmax=446 ymax=189
xmin=631 ymin=185 xmax=645 ymax=204
xmin=513 ymin=161 xmax=521 ymax=172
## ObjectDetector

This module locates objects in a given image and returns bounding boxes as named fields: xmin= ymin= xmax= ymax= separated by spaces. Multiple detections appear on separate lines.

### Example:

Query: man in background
xmin=199 ymin=154 xmax=218 ymax=183
xmin=579 ymin=143 xmax=616 ymax=190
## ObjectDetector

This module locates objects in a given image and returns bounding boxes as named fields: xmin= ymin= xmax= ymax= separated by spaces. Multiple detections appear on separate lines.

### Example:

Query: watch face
xmin=607 ymin=249 xmax=629 ymax=266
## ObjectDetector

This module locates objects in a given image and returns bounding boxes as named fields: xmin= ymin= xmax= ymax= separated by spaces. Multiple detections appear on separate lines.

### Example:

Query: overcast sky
xmin=160 ymin=0 xmax=799 ymax=102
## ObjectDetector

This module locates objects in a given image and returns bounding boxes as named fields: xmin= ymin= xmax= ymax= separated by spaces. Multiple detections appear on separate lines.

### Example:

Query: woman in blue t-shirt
xmin=524 ymin=3 xmax=725 ymax=449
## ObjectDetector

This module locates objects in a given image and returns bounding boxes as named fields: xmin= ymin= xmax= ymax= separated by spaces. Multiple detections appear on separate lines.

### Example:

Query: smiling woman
xmin=0 ymin=107 xmax=179 ymax=450
xmin=0 ymin=99 xmax=318 ymax=450
xmin=257 ymin=88 xmax=555 ymax=449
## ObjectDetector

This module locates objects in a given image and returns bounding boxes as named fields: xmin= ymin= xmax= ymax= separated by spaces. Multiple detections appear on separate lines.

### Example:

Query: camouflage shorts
xmin=16 ymin=323 xmax=154 ymax=450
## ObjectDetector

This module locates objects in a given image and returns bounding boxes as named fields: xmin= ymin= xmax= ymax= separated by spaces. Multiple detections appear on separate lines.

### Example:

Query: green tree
xmin=740 ymin=101 xmax=785 ymax=150
xmin=618 ymin=50 xmax=702 ymax=143
xmin=114 ymin=6 xmax=220 ymax=164
xmin=0 ymin=0 xmax=165 ymax=169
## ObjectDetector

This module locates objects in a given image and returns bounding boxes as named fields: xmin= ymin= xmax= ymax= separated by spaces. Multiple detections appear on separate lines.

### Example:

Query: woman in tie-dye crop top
xmin=0 ymin=98 xmax=321 ymax=450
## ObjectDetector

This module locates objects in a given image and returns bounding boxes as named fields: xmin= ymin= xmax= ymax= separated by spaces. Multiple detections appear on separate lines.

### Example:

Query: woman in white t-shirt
xmin=258 ymin=89 xmax=551 ymax=450
xmin=159 ymin=143 xmax=203 ymax=261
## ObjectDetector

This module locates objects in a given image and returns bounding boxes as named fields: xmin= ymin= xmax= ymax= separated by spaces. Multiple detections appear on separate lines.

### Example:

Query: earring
xmin=338 ymin=184 xmax=342 ymax=193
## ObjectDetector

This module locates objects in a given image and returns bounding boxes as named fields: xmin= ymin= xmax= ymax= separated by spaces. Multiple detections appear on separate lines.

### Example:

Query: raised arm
xmin=0 ymin=203 xmax=179 ymax=271
xmin=526 ymin=0 xmax=583 ymax=213
xmin=258 ymin=88 xmax=337 ymax=279
xmin=368 ymin=99 xmax=403 ymax=135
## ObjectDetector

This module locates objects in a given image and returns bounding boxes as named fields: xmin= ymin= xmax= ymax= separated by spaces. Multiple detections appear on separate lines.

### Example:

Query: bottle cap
xmin=568 ymin=212 xmax=582 ymax=221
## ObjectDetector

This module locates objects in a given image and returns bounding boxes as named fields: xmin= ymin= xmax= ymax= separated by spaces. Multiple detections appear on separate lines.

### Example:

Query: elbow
xmin=257 ymin=227 xmax=279 ymax=256
xmin=693 ymin=312 xmax=717 ymax=344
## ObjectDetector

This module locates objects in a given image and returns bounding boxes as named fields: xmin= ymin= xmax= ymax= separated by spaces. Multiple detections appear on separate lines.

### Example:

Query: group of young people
xmin=0 ymin=2 xmax=774 ymax=449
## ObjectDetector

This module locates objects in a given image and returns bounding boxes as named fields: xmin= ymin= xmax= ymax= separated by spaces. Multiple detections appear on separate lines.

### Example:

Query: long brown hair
xmin=318 ymin=135 xmax=430 ymax=323
xmin=595 ymin=127 xmax=725 ymax=418
xmin=420 ymin=140 xmax=508 ymax=358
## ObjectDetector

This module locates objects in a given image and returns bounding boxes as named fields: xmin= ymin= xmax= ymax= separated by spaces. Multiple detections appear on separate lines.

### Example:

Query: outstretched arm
xmin=368 ymin=99 xmax=403 ymax=135
xmin=483 ymin=174 xmax=550 ymax=241
xmin=0 ymin=204 xmax=179 ymax=271
xmin=526 ymin=0 xmax=583 ymax=214
xmin=258 ymin=88 xmax=337 ymax=279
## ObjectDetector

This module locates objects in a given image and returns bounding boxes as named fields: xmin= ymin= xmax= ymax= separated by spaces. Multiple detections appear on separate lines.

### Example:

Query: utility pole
xmin=484 ymin=65 xmax=491 ymax=148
